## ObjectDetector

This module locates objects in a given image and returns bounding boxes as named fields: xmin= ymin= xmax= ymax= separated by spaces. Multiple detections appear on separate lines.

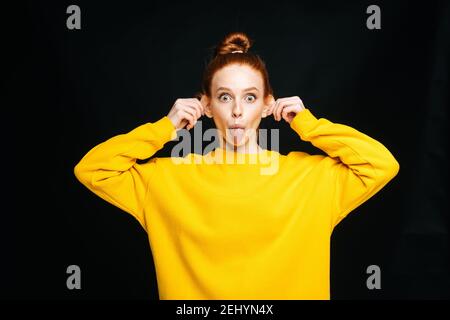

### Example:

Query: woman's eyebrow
xmin=216 ymin=86 xmax=260 ymax=92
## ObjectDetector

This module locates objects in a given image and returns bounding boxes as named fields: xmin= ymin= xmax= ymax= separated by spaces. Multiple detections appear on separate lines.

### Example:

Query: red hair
xmin=196 ymin=32 xmax=274 ymax=101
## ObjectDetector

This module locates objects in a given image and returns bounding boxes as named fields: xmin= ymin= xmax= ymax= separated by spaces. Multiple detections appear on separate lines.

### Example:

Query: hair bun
xmin=215 ymin=32 xmax=253 ymax=56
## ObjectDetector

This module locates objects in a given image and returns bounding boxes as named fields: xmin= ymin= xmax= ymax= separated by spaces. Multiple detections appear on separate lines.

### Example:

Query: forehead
xmin=211 ymin=64 xmax=263 ymax=91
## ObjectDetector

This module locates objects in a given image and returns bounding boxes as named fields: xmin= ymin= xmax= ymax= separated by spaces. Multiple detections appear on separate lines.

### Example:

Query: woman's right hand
xmin=167 ymin=98 xmax=205 ymax=130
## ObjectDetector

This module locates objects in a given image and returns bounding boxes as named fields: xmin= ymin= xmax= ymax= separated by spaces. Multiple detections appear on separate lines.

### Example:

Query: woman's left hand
xmin=270 ymin=96 xmax=306 ymax=124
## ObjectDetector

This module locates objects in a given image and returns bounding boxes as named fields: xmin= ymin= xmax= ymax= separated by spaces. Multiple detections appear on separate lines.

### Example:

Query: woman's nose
xmin=232 ymin=103 xmax=243 ymax=118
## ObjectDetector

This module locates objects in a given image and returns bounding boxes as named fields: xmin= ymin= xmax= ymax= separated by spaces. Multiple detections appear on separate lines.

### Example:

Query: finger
xmin=273 ymin=100 xmax=281 ymax=121
xmin=195 ymin=99 xmax=205 ymax=116
xmin=276 ymin=100 xmax=288 ymax=121
xmin=179 ymin=110 xmax=195 ymax=129
xmin=277 ymin=101 xmax=286 ymax=121
xmin=192 ymin=99 xmax=204 ymax=117
xmin=193 ymin=97 xmax=206 ymax=115
xmin=184 ymin=103 xmax=202 ymax=121
xmin=275 ymin=98 xmax=291 ymax=121
xmin=276 ymin=98 xmax=300 ymax=121
xmin=180 ymin=118 xmax=188 ymax=130
xmin=271 ymin=100 xmax=277 ymax=120
xmin=188 ymin=98 xmax=205 ymax=116
xmin=181 ymin=116 xmax=193 ymax=130
xmin=181 ymin=104 xmax=198 ymax=122
xmin=281 ymin=104 xmax=298 ymax=122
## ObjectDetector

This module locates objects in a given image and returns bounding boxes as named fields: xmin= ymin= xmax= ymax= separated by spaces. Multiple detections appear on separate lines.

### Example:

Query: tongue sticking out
xmin=229 ymin=128 xmax=245 ymax=143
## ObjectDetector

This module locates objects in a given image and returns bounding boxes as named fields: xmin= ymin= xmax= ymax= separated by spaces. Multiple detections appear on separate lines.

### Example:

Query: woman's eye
xmin=219 ymin=94 xmax=231 ymax=102
xmin=246 ymin=94 xmax=256 ymax=102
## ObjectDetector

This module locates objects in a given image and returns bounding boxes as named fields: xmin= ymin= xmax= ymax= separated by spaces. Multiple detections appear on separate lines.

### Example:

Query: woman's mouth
xmin=228 ymin=125 xmax=246 ymax=142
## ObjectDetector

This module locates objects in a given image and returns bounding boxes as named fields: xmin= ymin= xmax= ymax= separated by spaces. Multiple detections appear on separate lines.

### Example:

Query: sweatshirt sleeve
xmin=74 ymin=116 xmax=178 ymax=231
xmin=289 ymin=108 xmax=400 ymax=227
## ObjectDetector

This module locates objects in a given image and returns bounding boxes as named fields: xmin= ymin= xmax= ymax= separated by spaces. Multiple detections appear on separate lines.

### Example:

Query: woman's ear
xmin=261 ymin=95 xmax=276 ymax=118
xmin=200 ymin=94 xmax=213 ymax=118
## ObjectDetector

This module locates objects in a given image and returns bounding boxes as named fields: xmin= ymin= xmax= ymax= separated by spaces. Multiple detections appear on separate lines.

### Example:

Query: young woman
xmin=74 ymin=32 xmax=399 ymax=300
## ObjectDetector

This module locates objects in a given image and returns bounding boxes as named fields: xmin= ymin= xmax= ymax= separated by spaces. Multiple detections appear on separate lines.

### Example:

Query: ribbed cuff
xmin=153 ymin=116 xmax=178 ymax=142
xmin=139 ymin=116 xmax=178 ymax=147
xmin=289 ymin=108 xmax=319 ymax=137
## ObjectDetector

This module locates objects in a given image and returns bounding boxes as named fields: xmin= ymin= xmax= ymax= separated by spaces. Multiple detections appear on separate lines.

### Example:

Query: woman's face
xmin=202 ymin=64 xmax=274 ymax=149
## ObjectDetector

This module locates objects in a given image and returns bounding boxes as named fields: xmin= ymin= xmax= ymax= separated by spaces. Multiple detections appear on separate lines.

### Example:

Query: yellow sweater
xmin=74 ymin=108 xmax=399 ymax=300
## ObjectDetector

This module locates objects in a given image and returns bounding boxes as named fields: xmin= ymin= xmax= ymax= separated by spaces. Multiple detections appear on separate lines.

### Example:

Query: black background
xmin=4 ymin=0 xmax=449 ymax=300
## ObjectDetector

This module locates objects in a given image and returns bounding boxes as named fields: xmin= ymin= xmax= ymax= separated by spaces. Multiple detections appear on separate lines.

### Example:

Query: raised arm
xmin=289 ymin=108 xmax=400 ymax=227
xmin=74 ymin=116 xmax=177 ymax=231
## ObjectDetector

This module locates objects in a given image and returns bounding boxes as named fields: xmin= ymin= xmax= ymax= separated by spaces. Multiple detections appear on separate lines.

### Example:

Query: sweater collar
xmin=206 ymin=147 xmax=278 ymax=166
